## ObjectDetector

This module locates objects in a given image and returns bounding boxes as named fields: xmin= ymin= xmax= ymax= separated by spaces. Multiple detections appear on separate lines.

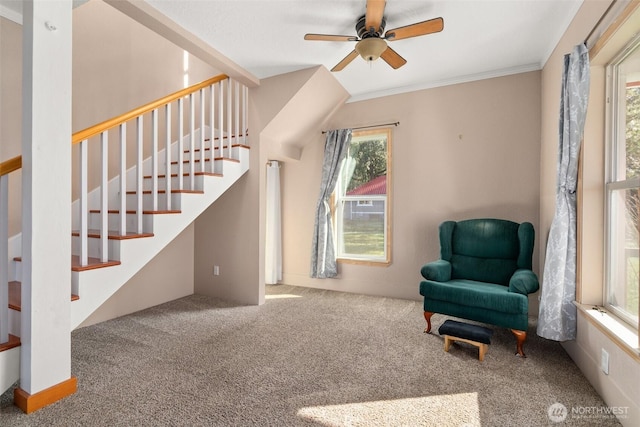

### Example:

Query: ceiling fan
xmin=304 ymin=0 xmax=444 ymax=72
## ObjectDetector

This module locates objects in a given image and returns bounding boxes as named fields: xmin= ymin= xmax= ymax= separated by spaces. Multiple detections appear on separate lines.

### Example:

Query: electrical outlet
xmin=213 ymin=265 xmax=220 ymax=276
xmin=601 ymin=348 xmax=609 ymax=375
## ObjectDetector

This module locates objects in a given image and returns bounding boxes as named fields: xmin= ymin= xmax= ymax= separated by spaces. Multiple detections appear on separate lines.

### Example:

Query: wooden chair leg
xmin=510 ymin=329 xmax=527 ymax=358
xmin=423 ymin=311 xmax=434 ymax=333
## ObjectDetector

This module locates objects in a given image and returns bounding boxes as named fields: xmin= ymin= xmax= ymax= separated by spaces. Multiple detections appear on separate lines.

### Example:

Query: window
xmin=605 ymin=37 xmax=640 ymax=329
xmin=333 ymin=128 xmax=391 ymax=264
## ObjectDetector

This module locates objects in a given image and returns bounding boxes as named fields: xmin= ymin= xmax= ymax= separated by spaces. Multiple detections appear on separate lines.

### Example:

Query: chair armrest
xmin=508 ymin=269 xmax=539 ymax=295
xmin=421 ymin=260 xmax=452 ymax=282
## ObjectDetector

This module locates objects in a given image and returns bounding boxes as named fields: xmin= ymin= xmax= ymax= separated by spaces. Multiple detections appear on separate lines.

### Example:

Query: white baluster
xmin=189 ymin=93 xmax=195 ymax=190
xmin=243 ymin=84 xmax=248 ymax=146
xmin=200 ymin=87 xmax=205 ymax=174
xmin=178 ymin=98 xmax=184 ymax=191
xmin=218 ymin=80 xmax=225 ymax=164
xmin=165 ymin=103 xmax=172 ymax=210
xmin=0 ymin=174 xmax=9 ymax=343
xmin=151 ymin=108 xmax=159 ymax=212
xmin=235 ymin=80 xmax=240 ymax=158
xmin=119 ymin=123 xmax=127 ymax=236
xmin=136 ymin=116 xmax=143 ymax=235
xmin=100 ymin=132 xmax=109 ymax=262
xmin=209 ymin=83 xmax=215 ymax=173
xmin=79 ymin=139 xmax=89 ymax=266
xmin=227 ymin=78 xmax=232 ymax=159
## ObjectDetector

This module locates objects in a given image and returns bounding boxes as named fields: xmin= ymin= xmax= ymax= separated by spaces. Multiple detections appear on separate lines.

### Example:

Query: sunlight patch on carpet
xmin=296 ymin=393 xmax=480 ymax=427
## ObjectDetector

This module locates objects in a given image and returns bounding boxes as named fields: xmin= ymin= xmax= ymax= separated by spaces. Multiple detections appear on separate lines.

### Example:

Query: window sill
xmin=337 ymin=258 xmax=391 ymax=267
xmin=575 ymin=302 xmax=640 ymax=361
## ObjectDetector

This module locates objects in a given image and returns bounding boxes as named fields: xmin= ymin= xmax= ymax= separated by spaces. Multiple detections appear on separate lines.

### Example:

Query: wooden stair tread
xmin=142 ymin=172 xmax=222 ymax=179
xmin=0 ymin=334 xmax=20 ymax=352
xmin=16 ymin=256 xmax=120 ymax=271
xmin=71 ymin=256 xmax=120 ymax=272
xmin=170 ymin=157 xmax=239 ymax=165
xmin=89 ymin=209 xmax=182 ymax=215
xmin=125 ymin=189 xmax=204 ymax=195
xmin=8 ymin=281 xmax=78 ymax=312
xmin=71 ymin=229 xmax=154 ymax=240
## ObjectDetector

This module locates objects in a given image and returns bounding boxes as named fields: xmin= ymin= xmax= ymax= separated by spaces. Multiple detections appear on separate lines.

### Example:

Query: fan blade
xmin=331 ymin=50 xmax=359 ymax=72
xmin=365 ymin=0 xmax=386 ymax=33
xmin=385 ymin=17 xmax=444 ymax=41
xmin=304 ymin=34 xmax=358 ymax=42
xmin=380 ymin=46 xmax=407 ymax=69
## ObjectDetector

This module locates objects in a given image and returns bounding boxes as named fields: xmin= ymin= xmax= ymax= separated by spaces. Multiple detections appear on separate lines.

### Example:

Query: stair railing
xmin=0 ymin=74 xmax=249 ymax=343
xmin=0 ymin=155 xmax=21 ymax=344
xmin=71 ymin=74 xmax=249 ymax=266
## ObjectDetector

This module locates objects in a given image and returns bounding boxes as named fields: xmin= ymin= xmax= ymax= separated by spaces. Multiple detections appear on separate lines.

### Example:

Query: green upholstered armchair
xmin=419 ymin=218 xmax=539 ymax=357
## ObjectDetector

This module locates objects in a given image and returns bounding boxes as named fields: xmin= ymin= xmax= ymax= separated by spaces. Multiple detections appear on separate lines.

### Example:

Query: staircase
xmin=0 ymin=74 xmax=249 ymax=396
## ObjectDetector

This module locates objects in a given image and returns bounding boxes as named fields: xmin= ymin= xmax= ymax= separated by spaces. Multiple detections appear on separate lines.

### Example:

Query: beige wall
xmin=280 ymin=71 xmax=541 ymax=302
xmin=1 ymin=16 xmax=23 ymax=237
xmin=540 ymin=1 xmax=639 ymax=425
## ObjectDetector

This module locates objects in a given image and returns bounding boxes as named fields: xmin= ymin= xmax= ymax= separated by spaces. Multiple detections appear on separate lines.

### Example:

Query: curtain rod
xmin=321 ymin=121 xmax=399 ymax=134
xmin=584 ymin=0 xmax=621 ymax=48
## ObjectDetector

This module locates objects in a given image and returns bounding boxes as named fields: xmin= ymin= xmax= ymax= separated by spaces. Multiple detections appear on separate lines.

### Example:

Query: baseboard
xmin=14 ymin=376 xmax=77 ymax=414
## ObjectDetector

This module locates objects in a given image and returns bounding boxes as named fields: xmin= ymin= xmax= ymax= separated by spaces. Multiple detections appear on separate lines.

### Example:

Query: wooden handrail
xmin=0 ymin=156 xmax=21 ymax=177
xmin=1 ymin=73 xmax=231 ymax=176
xmin=71 ymin=74 xmax=229 ymax=144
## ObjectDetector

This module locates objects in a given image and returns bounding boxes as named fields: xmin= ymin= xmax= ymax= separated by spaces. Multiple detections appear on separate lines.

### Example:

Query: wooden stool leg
xmin=444 ymin=335 xmax=452 ymax=352
xmin=479 ymin=343 xmax=487 ymax=361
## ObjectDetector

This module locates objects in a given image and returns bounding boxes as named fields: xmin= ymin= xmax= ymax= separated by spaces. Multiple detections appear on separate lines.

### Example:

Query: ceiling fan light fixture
xmin=355 ymin=37 xmax=387 ymax=62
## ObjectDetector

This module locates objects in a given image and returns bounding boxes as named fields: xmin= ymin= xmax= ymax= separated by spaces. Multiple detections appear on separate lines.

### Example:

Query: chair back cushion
xmin=440 ymin=219 xmax=533 ymax=286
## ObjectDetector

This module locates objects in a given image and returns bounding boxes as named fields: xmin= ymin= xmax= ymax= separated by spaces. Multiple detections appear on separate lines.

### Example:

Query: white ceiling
xmin=1 ymin=0 xmax=585 ymax=102
xmin=144 ymin=0 xmax=584 ymax=101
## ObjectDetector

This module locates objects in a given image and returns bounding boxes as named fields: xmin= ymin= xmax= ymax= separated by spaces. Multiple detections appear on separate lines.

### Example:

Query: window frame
xmin=333 ymin=128 xmax=392 ymax=266
xmin=604 ymin=35 xmax=640 ymax=329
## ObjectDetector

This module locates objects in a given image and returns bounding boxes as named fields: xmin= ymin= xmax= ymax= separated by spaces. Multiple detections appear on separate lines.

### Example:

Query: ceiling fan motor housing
xmin=356 ymin=14 xmax=386 ymax=38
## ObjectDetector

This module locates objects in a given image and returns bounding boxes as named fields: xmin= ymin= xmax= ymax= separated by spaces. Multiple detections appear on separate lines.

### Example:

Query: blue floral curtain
xmin=537 ymin=44 xmax=590 ymax=341
xmin=310 ymin=129 xmax=352 ymax=278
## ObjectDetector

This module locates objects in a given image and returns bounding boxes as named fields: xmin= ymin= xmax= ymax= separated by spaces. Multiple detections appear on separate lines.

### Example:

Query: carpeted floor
xmin=0 ymin=284 xmax=622 ymax=426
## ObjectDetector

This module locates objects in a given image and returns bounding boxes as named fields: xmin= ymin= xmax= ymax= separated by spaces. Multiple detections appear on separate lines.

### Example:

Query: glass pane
xmin=620 ymin=45 xmax=640 ymax=180
xmin=343 ymin=136 xmax=387 ymax=194
xmin=609 ymin=188 xmax=639 ymax=322
xmin=338 ymin=199 xmax=385 ymax=257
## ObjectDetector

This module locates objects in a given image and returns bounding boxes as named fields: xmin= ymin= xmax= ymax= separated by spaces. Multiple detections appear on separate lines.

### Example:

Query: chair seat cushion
xmin=438 ymin=319 xmax=493 ymax=344
xmin=420 ymin=279 xmax=527 ymax=315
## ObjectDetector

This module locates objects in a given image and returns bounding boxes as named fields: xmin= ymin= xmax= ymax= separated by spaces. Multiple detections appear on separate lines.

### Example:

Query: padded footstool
xmin=438 ymin=320 xmax=493 ymax=361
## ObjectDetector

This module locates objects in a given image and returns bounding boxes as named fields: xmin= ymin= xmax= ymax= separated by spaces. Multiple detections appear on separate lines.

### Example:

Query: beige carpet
xmin=0 ymin=284 xmax=622 ymax=426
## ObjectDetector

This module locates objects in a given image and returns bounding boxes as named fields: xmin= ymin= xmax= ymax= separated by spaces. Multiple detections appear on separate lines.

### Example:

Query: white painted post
xmin=177 ymin=98 xmax=184 ymax=191
xmin=79 ymin=140 xmax=88 ymax=266
xmin=151 ymin=108 xmax=158 ymax=212
xmin=165 ymin=104 xmax=172 ymax=210
xmin=100 ymin=132 xmax=109 ymax=262
xmin=118 ymin=123 xmax=127 ymax=235
xmin=136 ymin=116 xmax=143 ymax=234
xmin=0 ymin=175 xmax=8 ymax=343
xmin=20 ymin=0 xmax=73 ymax=397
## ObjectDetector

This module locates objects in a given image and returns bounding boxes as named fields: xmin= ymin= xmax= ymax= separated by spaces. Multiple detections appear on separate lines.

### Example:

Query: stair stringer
xmin=0 ymin=346 xmax=19 ymax=394
xmin=70 ymin=146 xmax=249 ymax=330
